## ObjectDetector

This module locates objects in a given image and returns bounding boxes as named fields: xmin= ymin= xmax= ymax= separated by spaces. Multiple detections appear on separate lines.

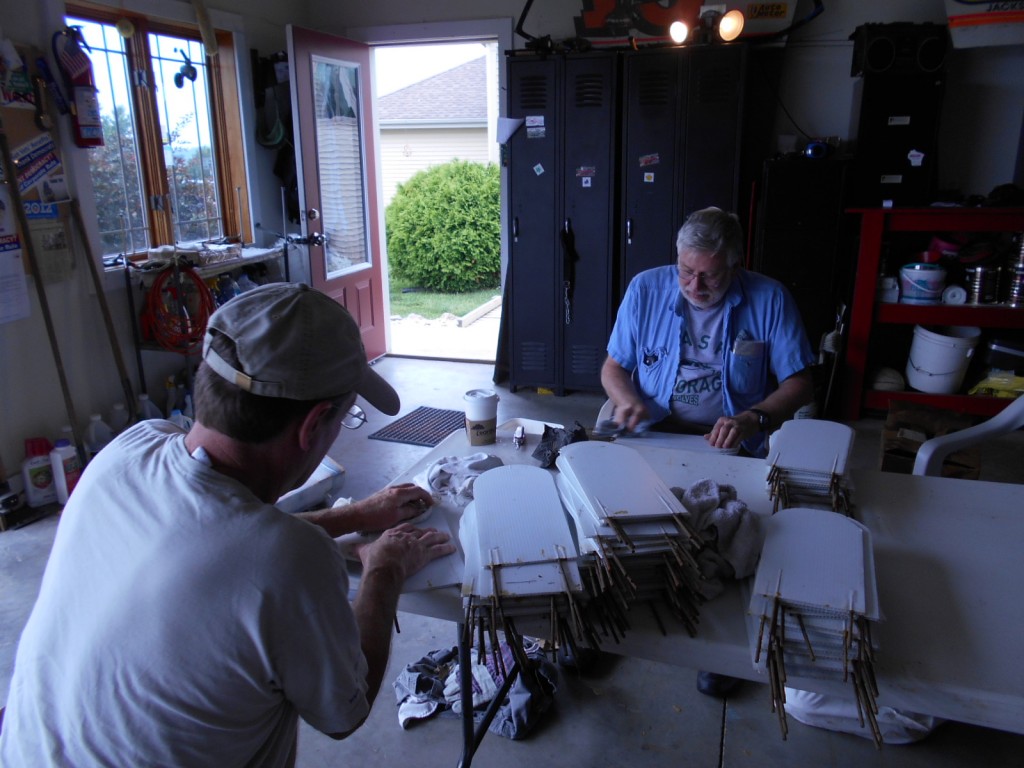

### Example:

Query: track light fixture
xmin=694 ymin=4 xmax=745 ymax=44
xmin=669 ymin=20 xmax=689 ymax=44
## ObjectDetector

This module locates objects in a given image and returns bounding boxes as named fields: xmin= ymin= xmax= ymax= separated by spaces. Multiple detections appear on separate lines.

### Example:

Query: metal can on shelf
xmin=965 ymin=264 xmax=1002 ymax=305
xmin=1008 ymin=264 xmax=1024 ymax=308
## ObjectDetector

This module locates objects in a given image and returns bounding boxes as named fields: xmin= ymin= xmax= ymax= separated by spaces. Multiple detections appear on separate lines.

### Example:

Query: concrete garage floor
xmin=3 ymin=356 xmax=1023 ymax=767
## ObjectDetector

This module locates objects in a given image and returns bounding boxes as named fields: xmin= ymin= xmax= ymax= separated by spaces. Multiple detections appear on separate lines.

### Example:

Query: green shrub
xmin=386 ymin=159 xmax=501 ymax=293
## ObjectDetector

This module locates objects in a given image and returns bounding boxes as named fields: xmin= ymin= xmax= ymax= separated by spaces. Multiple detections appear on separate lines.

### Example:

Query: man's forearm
xmin=601 ymin=356 xmax=639 ymax=407
xmin=296 ymin=503 xmax=374 ymax=538
xmin=352 ymin=563 xmax=404 ymax=710
xmin=754 ymin=369 xmax=815 ymax=426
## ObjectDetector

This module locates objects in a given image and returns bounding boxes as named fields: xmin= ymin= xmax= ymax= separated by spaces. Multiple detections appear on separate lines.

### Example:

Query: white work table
xmin=379 ymin=419 xmax=1024 ymax=737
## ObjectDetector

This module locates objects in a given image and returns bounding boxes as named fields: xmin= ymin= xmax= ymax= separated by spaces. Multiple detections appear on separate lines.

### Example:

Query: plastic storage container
xmin=138 ymin=393 xmax=164 ymax=420
xmin=49 ymin=439 xmax=83 ymax=505
xmin=905 ymin=325 xmax=981 ymax=394
xmin=108 ymin=402 xmax=132 ymax=434
xmin=168 ymin=409 xmax=194 ymax=432
xmin=899 ymin=263 xmax=945 ymax=304
xmin=85 ymin=414 xmax=115 ymax=461
xmin=984 ymin=339 xmax=1024 ymax=374
xmin=22 ymin=438 xmax=57 ymax=507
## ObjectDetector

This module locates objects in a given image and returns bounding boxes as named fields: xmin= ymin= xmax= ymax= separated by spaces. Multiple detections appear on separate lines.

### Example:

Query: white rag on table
xmin=414 ymin=453 xmax=504 ymax=507
xmin=672 ymin=478 xmax=764 ymax=596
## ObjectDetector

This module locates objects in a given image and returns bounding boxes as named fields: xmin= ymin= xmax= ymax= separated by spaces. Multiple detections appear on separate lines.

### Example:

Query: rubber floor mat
xmin=368 ymin=406 xmax=465 ymax=447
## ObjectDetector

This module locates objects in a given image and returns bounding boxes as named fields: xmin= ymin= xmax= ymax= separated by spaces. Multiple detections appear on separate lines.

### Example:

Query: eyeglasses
xmin=340 ymin=405 xmax=367 ymax=430
xmin=677 ymin=265 xmax=731 ymax=286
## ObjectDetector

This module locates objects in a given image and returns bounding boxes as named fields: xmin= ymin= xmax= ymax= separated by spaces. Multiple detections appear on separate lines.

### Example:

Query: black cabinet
xmin=753 ymin=154 xmax=851 ymax=350
xmin=620 ymin=45 xmax=746 ymax=291
xmin=507 ymin=53 xmax=617 ymax=393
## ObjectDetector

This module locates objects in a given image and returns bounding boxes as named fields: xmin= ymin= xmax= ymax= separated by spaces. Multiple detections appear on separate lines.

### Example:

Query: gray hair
xmin=675 ymin=207 xmax=744 ymax=268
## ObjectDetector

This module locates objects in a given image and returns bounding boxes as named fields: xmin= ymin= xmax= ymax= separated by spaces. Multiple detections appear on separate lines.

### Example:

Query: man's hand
xmin=706 ymin=370 xmax=815 ymax=451
xmin=705 ymin=411 xmax=760 ymax=450
xmin=613 ymin=401 xmax=651 ymax=433
xmin=351 ymin=483 xmax=435 ymax=531
xmin=296 ymin=483 xmax=435 ymax=537
xmin=357 ymin=523 xmax=456 ymax=582
xmin=601 ymin=355 xmax=652 ymax=432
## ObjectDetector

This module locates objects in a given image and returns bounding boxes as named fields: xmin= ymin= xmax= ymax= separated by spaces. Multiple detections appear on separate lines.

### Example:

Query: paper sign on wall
xmin=11 ymin=133 xmax=70 ymax=205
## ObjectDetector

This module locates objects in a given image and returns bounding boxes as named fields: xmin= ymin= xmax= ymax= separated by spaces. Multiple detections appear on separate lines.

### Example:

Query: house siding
xmin=380 ymin=126 xmax=490 ymax=206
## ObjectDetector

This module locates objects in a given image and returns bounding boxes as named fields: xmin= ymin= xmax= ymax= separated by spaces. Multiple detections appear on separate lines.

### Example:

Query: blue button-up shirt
xmin=607 ymin=266 xmax=815 ymax=456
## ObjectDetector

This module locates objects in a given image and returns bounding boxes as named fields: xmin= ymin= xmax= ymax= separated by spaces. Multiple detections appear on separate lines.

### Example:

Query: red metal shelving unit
xmin=843 ymin=207 xmax=1024 ymax=419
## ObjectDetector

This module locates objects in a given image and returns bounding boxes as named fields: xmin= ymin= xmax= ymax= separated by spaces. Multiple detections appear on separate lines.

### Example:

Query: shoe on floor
xmin=697 ymin=671 xmax=743 ymax=698
xmin=557 ymin=645 xmax=604 ymax=673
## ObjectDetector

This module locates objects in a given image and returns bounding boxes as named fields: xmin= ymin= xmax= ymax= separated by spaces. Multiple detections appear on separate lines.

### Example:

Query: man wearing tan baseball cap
xmin=1 ymin=283 xmax=454 ymax=767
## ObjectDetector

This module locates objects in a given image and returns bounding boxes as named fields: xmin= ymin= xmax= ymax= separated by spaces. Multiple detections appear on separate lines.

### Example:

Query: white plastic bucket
xmin=905 ymin=325 xmax=981 ymax=394
xmin=899 ymin=263 xmax=945 ymax=304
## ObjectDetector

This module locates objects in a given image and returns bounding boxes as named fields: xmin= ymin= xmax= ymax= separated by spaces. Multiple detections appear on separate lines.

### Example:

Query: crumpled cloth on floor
xmin=393 ymin=641 xmax=558 ymax=740
xmin=671 ymin=478 xmax=764 ymax=597
xmin=414 ymin=453 xmax=504 ymax=507
xmin=784 ymin=687 xmax=942 ymax=744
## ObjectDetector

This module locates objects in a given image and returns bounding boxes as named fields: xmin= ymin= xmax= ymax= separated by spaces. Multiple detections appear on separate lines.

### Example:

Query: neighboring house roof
xmin=378 ymin=56 xmax=486 ymax=126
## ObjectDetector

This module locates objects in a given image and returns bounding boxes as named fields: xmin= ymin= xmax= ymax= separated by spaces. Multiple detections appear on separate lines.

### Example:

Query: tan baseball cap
xmin=202 ymin=283 xmax=400 ymax=414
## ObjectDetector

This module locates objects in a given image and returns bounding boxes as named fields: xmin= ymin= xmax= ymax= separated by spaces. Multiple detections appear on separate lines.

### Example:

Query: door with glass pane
xmin=287 ymin=26 xmax=386 ymax=360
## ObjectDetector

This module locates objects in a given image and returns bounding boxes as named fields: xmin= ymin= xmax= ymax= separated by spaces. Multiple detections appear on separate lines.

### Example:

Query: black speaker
xmin=849 ymin=23 xmax=948 ymax=207
xmin=850 ymin=71 xmax=945 ymax=206
xmin=850 ymin=22 xmax=949 ymax=77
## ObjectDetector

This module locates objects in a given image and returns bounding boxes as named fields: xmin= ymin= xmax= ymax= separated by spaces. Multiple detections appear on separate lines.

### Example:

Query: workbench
xmin=369 ymin=419 xmax=1023 ymax=761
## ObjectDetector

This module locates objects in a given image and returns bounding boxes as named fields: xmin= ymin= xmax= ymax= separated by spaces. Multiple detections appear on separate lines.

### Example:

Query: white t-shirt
xmin=0 ymin=420 xmax=369 ymax=767
xmin=668 ymin=300 xmax=726 ymax=430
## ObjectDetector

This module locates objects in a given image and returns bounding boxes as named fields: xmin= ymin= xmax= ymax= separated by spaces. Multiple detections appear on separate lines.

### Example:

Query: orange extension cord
xmin=142 ymin=266 xmax=216 ymax=354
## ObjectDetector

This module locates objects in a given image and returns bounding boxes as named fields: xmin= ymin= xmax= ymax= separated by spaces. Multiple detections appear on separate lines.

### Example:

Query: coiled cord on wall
xmin=142 ymin=266 xmax=216 ymax=354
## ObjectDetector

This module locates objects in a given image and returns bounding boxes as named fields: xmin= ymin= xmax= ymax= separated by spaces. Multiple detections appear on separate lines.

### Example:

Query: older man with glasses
xmin=600 ymin=207 xmax=815 ymax=699
xmin=602 ymin=206 xmax=815 ymax=459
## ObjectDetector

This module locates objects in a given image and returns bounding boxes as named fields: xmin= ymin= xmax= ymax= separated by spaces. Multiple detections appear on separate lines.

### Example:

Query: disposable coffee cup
xmin=464 ymin=389 xmax=499 ymax=445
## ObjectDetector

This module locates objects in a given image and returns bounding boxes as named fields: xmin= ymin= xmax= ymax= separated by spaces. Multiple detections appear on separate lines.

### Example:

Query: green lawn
xmin=388 ymin=276 xmax=499 ymax=319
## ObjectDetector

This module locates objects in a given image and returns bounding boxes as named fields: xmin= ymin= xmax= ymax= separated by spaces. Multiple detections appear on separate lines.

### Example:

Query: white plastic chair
xmin=912 ymin=396 xmax=1024 ymax=477
xmin=595 ymin=398 xmax=615 ymax=429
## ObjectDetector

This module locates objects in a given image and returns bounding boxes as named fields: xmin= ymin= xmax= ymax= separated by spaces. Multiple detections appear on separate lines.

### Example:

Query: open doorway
xmin=359 ymin=23 xmax=509 ymax=363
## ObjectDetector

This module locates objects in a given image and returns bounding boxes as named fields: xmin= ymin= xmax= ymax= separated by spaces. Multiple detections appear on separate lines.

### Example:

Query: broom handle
xmin=70 ymin=199 xmax=137 ymax=421
xmin=0 ymin=114 xmax=87 ymax=462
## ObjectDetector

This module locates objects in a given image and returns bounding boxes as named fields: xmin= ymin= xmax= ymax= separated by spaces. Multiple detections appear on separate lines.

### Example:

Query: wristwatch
xmin=748 ymin=408 xmax=771 ymax=432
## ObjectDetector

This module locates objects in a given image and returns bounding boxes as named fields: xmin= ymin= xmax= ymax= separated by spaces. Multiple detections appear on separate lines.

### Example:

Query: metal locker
xmin=507 ymin=52 xmax=616 ymax=394
xmin=507 ymin=55 xmax=562 ymax=392
xmin=619 ymin=45 xmax=745 ymax=296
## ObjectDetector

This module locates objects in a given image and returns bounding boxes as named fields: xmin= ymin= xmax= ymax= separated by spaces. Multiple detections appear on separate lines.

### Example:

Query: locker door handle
xmin=512 ymin=217 xmax=519 ymax=243
xmin=626 ymin=217 xmax=633 ymax=245
xmin=561 ymin=218 xmax=577 ymax=326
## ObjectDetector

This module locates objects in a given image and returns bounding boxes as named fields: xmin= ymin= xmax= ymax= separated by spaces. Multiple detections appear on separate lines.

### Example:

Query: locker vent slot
xmin=569 ymin=345 xmax=602 ymax=377
xmin=636 ymin=70 xmax=672 ymax=106
xmin=519 ymin=342 xmax=550 ymax=371
xmin=697 ymin=66 xmax=737 ymax=105
xmin=574 ymin=74 xmax=605 ymax=108
xmin=518 ymin=75 xmax=549 ymax=110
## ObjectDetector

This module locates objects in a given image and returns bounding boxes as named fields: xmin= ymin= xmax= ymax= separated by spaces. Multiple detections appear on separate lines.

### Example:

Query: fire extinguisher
xmin=52 ymin=26 xmax=104 ymax=148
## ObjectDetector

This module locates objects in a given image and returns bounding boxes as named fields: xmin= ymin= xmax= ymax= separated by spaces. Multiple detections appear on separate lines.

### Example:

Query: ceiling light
xmin=669 ymin=21 xmax=689 ymax=44
xmin=696 ymin=4 xmax=745 ymax=44
xmin=718 ymin=9 xmax=745 ymax=42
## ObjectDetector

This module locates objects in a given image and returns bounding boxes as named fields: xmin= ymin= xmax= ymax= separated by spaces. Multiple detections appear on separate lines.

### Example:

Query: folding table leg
xmin=455 ymin=622 xmax=519 ymax=768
